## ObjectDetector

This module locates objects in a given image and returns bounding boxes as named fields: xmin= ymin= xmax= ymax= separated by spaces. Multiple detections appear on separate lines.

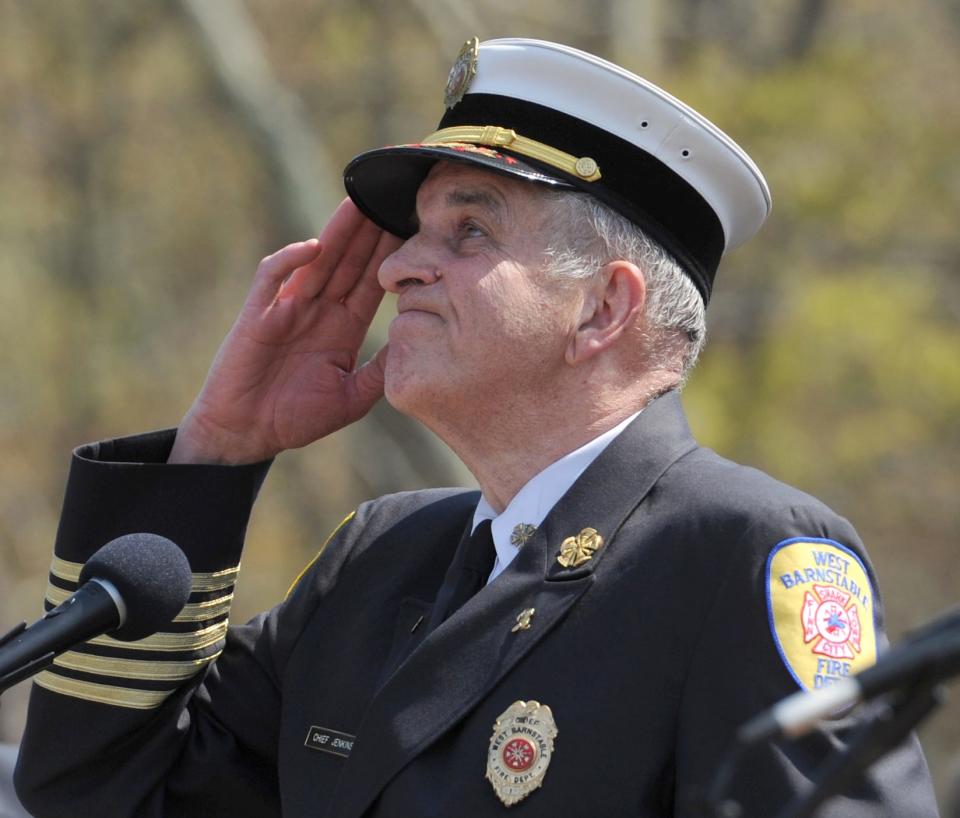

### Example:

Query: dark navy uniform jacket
xmin=14 ymin=392 xmax=938 ymax=817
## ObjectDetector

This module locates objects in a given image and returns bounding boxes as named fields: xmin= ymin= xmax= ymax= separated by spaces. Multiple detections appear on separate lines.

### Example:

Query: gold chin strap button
xmin=574 ymin=157 xmax=599 ymax=179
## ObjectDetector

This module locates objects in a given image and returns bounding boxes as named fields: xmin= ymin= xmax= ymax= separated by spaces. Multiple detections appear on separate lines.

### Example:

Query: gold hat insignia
xmin=443 ymin=37 xmax=479 ymax=109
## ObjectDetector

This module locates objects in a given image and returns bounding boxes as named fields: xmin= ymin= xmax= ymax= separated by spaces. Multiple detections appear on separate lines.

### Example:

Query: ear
xmin=565 ymin=261 xmax=646 ymax=366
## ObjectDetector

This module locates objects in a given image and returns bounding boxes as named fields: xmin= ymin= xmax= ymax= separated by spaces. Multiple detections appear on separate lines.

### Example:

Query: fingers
xmin=344 ymin=229 xmax=403 ymax=322
xmin=317 ymin=196 xmax=372 ymax=248
xmin=285 ymin=199 xmax=401 ymax=304
xmin=249 ymin=238 xmax=321 ymax=308
xmin=250 ymin=198 xmax=403 ymax=318
xmin=283 ymin=199 xmax=379 ymax=301
xmin=321 ymin=215 xmax=387 ymax=302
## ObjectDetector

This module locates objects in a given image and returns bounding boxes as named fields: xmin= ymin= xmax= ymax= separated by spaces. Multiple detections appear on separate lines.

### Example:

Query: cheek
xmin=491 ymin=286 xmax=580 ymax=347
xmin=467 ymin=276 xmax=549 ymax=338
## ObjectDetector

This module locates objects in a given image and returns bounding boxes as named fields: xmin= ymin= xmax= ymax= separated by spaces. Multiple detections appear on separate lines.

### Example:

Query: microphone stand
xmin=0 ymin=621 xmax=55 ymax=696
xmin=696 ymin=678 xmax=947 ymax=818
xmin=698 ymin=607 xmax=960 ymax=817
xmin=694 ymin=737 xmax=751 ymax=817
xmin=772 ymin=680 xmax=946 ymax=818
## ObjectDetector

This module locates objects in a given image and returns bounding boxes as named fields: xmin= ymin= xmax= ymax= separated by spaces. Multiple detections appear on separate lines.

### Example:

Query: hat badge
xmin=443 ymin=36 xmax=479 ymax=109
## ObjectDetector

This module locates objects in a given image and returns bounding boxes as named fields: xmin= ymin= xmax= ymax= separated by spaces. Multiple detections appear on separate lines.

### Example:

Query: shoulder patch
xmin=766 ymin=537 xmax=877 ymax=691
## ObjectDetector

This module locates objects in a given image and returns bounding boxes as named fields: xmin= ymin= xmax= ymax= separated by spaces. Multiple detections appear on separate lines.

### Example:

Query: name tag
xmin=304 ymin=725 xmax=356 ymax=758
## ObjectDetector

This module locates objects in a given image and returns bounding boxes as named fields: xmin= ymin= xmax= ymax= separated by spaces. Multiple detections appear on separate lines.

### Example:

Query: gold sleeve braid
xmin=36 ymin=512 xmax=355 ymax=710
xmin=34 ymin=558 xmax=240 ymax=710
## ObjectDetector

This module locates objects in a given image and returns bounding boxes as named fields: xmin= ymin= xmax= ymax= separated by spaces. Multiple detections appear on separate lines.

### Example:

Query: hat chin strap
xmin=422 ymin=125 xmax=602 ymax=183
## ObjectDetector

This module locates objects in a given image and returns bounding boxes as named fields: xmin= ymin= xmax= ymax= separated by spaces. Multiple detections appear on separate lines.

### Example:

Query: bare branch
xmin=782 ymin=0 xmax=829 ymax=61
xmin=176 ymin=0 xmax=340 ymax=237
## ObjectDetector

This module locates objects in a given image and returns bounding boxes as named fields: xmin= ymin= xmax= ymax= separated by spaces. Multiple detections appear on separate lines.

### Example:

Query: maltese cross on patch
xmin=801 ymin=584 xmax=863 ymax=660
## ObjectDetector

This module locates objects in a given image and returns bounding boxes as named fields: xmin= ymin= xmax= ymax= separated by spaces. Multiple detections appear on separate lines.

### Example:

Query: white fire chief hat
xmin=344 ymin=37 xmax=771 ymax=304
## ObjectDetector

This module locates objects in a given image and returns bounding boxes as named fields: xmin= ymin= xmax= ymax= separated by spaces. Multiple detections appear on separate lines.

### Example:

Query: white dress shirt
xmin=472 ymin=411 xmax=641 ymax=583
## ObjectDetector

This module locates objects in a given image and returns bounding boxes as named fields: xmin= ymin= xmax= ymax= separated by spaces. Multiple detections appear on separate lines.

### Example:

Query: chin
xmin=382 ymin=377 xmax=407 ymax=413
xmin=383 ymin=365 xmax=427 ymax=416
xmin=383 ymin=363 xmax=452 ymax=428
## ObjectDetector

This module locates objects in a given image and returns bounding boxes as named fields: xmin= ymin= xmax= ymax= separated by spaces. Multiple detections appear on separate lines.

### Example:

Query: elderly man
xmin=16 ymin=38 xmax=937 ymax=817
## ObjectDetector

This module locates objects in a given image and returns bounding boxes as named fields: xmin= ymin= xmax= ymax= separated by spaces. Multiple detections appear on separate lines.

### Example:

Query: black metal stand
xmin=0 ymin=621 xmax=53 ymax=696
xmin=772 ymin=681 xmax=945 ymax=818
xmin=697 ymin=680 xmax=946 ymax=818
xmin=694 ymin=736 xmax=750 ymax=817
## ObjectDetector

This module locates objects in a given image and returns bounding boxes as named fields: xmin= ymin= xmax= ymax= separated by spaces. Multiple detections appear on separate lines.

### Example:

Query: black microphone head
xmin=79 ymin=533 xmax=193 ymax=641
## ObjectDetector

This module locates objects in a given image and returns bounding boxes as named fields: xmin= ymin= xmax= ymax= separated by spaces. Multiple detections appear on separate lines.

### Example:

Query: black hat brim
xmin=343 ymin=143 xmax=572 ymax=239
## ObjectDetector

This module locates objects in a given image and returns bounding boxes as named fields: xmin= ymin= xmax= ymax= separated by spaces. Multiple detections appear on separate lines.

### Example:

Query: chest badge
xmin=557 ymin=527 xmax=603 ymax=569
xmin=486 ymin=700 xmax=558 ymax=806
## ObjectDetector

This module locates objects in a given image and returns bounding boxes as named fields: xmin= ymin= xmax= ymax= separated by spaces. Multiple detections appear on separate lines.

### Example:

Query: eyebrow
xmin=443 ymin=188 xmax=506 ymax=221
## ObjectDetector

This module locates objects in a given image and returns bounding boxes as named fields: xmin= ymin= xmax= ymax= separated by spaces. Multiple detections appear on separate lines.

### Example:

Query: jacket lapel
xmin=326 ymin=392 xmax=697 ymax=818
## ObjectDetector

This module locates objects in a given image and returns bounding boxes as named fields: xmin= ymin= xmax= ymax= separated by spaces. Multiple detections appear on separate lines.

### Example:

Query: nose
xmin=377 ymin=233 xmax=443 ymax=294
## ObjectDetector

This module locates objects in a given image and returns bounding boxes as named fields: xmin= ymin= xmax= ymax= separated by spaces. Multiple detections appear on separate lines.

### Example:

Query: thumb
xmin=346 ymin=344 xmax=389 ymax=418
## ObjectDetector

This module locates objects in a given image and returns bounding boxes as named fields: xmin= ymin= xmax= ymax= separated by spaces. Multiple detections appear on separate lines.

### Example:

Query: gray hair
xmin=538 ymin=190 xmax=707 ymax=379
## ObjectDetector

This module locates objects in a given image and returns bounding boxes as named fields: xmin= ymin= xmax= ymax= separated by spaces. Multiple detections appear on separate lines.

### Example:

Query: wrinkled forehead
xmin=414 ymin=160 xmax=553 ymax=223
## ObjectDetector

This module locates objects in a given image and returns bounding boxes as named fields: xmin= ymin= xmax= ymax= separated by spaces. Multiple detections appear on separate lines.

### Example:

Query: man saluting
xmin=16 ymin=38 xmax=937 ymax=817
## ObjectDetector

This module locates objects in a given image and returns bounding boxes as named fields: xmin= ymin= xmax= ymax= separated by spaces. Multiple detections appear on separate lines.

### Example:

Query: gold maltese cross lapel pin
xmin=556 ymin=527 xmax=604 ymax=569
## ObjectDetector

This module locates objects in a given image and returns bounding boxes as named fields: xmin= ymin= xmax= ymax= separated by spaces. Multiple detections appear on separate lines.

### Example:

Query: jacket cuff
xmin=37 ymin=428 xmax=272 ymax=709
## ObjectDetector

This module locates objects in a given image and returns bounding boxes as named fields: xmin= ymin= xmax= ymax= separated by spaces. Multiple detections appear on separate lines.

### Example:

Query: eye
xmin=458 ymin=218 xmax=487 ymax=239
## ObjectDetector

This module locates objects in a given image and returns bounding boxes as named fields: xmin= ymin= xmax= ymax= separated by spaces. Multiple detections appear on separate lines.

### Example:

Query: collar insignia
xmin=443 ymin=36 xmax=479 ymax=109
xmin=510 ymin=523 xmax=537 ymax=548
xmin=486 ymin=700 xmax=558 ymax=806
xmin=556 ymin=527 xmax=604 ymax=569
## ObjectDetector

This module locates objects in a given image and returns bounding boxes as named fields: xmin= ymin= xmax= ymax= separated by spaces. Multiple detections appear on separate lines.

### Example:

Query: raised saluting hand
xmin=169 ymin=199 xmax=403 ymax=465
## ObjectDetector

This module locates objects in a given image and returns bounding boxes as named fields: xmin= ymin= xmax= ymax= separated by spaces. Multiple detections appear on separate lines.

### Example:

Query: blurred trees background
xmin=0 ymin=0 xmax=957 ymax=808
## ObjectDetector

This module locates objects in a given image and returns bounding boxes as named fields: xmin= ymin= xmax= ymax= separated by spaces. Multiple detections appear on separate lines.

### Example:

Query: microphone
xmin=740 ymin=606 xmax=960 ymax=745
xmin=0 ymin=533 xmax=193 ymax=692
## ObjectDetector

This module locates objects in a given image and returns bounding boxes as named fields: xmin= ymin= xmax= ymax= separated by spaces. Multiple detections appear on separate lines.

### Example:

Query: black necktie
xmin=440 ymin=519 xmax=496 ymax=621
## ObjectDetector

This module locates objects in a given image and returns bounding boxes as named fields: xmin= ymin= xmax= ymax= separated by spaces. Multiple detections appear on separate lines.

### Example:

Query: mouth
xmin=391 ymin=301 xmax=442 ymax=335
xmin=397 ymin=307 xmax=436 ymax=317
xmin=396 ymin=297 xmax=441 ymax=319
xmin=392 ymin=308 xmax=441 ymax=329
